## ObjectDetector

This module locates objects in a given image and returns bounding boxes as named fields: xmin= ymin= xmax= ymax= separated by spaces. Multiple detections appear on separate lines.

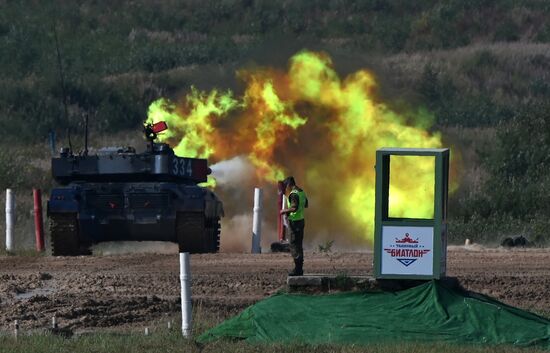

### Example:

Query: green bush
xmin=418 ymin=64 xmax=441 ymax=105
xmin=0 ymin=152 xmax=51 ymax=191
xmin=460 ymin=50 xmax=499 ymax=78
xmin=434 ymin=94 xmax=513 ymax=126
xmin=494 ymin=19 xmax=520 ymax=41
xmin=448 ymin=213 xmax=526 ymax=245
xmin=535 ymin=23 xmax=550 ymax=42
xmin=452 ymin=103 xmax=550 ymax=245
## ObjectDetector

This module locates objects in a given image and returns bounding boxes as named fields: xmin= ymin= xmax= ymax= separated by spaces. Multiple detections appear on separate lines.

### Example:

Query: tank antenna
xmin=84 ymin=112 xmax=89 ymax=156
xmin=53 ymin=23 xmax=72 ymax=155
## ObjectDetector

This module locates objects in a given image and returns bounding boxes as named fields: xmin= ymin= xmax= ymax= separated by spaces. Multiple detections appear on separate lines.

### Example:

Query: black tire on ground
xmin=513 ymin=236 xmax=527 ymax=247
xmin=176 ymin=212 xmax=208 ymax=253
xmin=501 ymin=237 xmax=514 ymax=247
xmin=50 ymin=213 xmax=91 ymax=256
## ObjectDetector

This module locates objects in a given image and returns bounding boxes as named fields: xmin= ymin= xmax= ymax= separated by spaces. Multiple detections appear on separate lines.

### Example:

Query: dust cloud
xmin=92 ymin=241 xmax=178 ymax=255
xmin=219 ymin=213 xmax=277 ymax=253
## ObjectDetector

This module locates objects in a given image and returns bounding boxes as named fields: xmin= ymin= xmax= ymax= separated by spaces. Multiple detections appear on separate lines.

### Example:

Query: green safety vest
xmin=287 ymin=189 xmax=307 ymax=221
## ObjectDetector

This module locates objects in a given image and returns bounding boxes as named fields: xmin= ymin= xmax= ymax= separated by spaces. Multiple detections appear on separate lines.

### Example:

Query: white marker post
xmin=180 ymin=252 xmax=192 ymax=338
xmin=251 ymin=188 xmax=262 ymax=254
xmin=5 ymin=189 xmax=15 ymax=252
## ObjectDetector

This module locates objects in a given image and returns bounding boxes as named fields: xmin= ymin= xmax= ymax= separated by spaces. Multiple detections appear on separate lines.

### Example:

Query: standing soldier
xmin=280 ymin=176 xmax=308 ymax=276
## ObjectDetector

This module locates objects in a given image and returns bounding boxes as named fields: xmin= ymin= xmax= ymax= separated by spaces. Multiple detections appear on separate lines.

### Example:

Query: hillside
xmin=1 ymin=0 xmax=550 ymax=247
xmin=1 ymin=0 xmax=549 ymax=140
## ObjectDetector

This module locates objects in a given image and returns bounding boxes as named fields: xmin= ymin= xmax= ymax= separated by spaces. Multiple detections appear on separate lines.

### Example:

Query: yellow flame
xmin=147 ymin=87 xmax=239 ymax=158
xmin=389 ymin=156 xmax=435 ymax=219
xmin=242 ymin=74 xmax=307 ymax=181
xmin=147 ymin=50 xmax=451 ymax=244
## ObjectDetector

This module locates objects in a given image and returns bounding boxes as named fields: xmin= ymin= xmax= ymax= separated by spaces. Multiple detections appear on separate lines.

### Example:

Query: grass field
xmin=1 ymin=330 xmax=547 ymax=353
xmin=1 ymin=306 xmax=548 ymax=353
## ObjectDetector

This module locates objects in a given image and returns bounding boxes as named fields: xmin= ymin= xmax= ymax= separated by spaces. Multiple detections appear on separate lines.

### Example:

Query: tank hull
xmin=48 ymin=181 xmax=223 ymax=254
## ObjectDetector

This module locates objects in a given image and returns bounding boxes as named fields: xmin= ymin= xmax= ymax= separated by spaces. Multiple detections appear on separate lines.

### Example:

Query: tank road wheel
xmin=176 ymin=212 xmax=207 ymax=253
xmin=206 ymin=218 xmax=221 ymax=253
xmin=50 ymin=213 xmax=91 ymax=256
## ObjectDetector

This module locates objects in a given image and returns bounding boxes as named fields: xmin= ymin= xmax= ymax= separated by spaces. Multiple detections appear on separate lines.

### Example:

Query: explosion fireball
xmin=147 ymin=50 xmax=447 ymax=246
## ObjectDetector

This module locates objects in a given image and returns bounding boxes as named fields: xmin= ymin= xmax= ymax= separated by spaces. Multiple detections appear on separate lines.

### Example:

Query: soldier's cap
xmin=283 ymin=176 xmax=295 ymax=187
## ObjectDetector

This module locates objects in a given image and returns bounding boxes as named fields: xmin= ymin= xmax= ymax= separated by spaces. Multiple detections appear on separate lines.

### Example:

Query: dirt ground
xmin=1 ymin=246 xmax=549 ymax=334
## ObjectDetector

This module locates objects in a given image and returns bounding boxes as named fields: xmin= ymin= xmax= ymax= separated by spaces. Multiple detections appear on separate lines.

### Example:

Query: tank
xmin=47 ymin=121 xmax=224 ymax=256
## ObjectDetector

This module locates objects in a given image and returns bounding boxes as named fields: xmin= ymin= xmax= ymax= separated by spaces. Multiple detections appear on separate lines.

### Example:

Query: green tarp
xmin=198 ymin=281 xmax=550 ymax=348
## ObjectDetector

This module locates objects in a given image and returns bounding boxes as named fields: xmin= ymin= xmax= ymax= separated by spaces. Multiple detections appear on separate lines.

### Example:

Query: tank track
xmin=206 ymin=218 xmax=221 ymax=253
xmin=50 ymin=213 xmax=91 ymax=256
xmin=176 ymin=213 xmax=220 ymax=253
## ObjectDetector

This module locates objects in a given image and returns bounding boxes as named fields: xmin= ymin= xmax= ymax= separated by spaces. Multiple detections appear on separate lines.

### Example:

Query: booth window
xmin=388 ymin=155 xmax=435 ymax=220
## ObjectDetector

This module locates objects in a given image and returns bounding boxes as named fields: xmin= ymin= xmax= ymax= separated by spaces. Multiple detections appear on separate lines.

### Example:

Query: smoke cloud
xmin=210 ymin=156 xmax=255 ymax=186
xmin=219 ymin=213 xmax=276 ymax=253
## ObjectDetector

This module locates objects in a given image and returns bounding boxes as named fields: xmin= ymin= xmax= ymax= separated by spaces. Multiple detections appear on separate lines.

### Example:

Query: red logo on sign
xmin=384 ymin=248 xmax=430 ymax=257
xmin=395 ymin=233 xmax=418 ymax=244
xmin=384 ymin=232 xmax=431 ymax=267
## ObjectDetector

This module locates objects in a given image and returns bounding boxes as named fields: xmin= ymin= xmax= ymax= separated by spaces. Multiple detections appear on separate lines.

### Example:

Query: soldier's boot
xmin=288 ymin=259 xmax=303 ymax=276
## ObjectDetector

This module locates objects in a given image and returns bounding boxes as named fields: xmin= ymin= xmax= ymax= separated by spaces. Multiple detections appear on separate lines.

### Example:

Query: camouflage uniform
xmin=287 ymin=188 xmax=307 ymax=275
xmin=288 ymin=218 xmax=305 ymax=272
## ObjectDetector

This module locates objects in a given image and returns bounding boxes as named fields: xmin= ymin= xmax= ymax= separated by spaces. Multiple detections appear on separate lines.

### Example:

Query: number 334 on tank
xmin=173 ymin=158 xmax=193 ymax=177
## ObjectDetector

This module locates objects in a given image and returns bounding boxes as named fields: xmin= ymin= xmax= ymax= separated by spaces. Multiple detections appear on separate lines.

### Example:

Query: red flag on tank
xmin=151 ymin=121 xmax=168 ymax=134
